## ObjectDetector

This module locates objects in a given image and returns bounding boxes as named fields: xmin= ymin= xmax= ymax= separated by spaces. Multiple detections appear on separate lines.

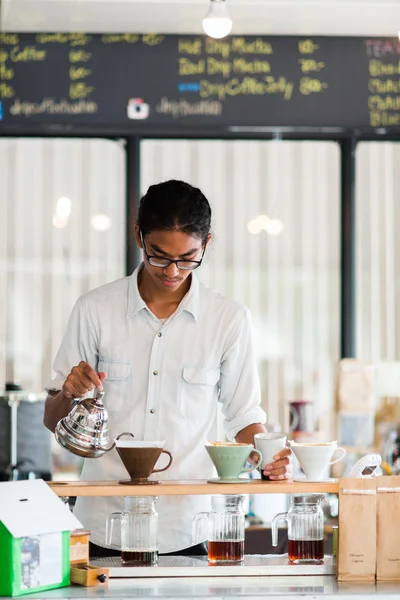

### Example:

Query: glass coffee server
xmin=106 ymin=496 xmax=158 ymax=565
xmin=272 ymin=494 xmax=325 ymax=564
xmin=193 ymin=495 xmax=246 ymax=563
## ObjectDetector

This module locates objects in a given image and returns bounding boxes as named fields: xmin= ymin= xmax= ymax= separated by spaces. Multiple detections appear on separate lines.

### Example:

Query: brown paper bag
xmin=337 ymin=478 xmax=376 ymax=581
xmin=377 ymin=476 xmax=400 ymax=580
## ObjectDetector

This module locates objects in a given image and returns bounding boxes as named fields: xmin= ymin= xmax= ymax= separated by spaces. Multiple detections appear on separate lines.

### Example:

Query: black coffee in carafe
xmin=106 ymin=497 xmax=159 ymax=567
xmin=121 ymin=550 xmax=157 ymax=566
xmin=288 ymin=539 xmax=324 ymax=563
xmin=208 ymin=540 xmax=244 ymax=562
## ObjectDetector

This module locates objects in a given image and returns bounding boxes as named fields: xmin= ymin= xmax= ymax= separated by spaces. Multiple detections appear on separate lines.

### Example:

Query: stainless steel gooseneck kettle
xmin=55 ymin=389 xmax=116 ymax=459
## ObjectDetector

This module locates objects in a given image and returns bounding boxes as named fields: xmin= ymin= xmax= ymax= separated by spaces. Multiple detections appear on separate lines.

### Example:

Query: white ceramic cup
xmin=254 ymin=433 xmax=287 ymax=471
xmin=289 ymin=441 xmax=346 ymax=481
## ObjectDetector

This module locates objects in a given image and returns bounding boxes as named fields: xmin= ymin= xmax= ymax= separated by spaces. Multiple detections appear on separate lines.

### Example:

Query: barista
xmin=44 ymin=179 xmax=291 ymax=556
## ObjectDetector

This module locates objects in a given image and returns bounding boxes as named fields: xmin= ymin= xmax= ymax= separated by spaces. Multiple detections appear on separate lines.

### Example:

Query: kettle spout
xmin=105 ymin=431 xmax=135 ymax=452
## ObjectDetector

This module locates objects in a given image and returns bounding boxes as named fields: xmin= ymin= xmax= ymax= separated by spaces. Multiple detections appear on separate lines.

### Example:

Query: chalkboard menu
xmin=0 ymin=32 xmax=399 ymax=132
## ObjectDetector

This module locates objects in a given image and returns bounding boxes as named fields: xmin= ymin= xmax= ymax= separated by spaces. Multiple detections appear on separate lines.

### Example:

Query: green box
xmin=0 ymin=480 xmax=83 ymax=597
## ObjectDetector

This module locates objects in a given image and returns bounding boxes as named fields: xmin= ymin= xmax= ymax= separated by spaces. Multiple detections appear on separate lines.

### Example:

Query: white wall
xmin=0 ymin=138 xmax=126 ymax=391
xmin=3 ymin=0 xmax=398 ymax=37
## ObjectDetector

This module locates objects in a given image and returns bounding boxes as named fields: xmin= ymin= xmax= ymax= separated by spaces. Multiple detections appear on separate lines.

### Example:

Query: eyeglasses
xmin=140 ymin=233 xmax=206 ymax=271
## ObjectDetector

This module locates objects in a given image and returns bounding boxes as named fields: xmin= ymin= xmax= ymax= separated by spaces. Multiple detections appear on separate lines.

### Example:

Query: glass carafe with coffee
xmin=272 ymin=494 xmax=324 ymax=564
xmin=193 ymin=495 xmax=245 ymax=563
xmin=106 ymin=496 xmax=158 ymax=566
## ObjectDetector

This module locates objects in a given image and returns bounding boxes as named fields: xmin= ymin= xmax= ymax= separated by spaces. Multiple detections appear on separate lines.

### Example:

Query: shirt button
xmin=158 ymin=332 xmax=162 ymax=337
xmin=150 ymin=409 xmax=155 ymax=414
xmin=153 ymin=370 xmax=158 ymax=376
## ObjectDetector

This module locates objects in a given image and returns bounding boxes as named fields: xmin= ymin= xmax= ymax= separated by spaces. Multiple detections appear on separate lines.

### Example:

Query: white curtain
xmin=141 ymin=140 xmax=341 ymax=435
xmin=356 ymin=142 xmax=400 ymax=364
xmin=0 ymin=138 xmax=126 ymax=392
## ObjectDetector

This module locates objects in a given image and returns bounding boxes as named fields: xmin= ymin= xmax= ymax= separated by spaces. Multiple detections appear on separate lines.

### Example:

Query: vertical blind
xmin=356 ymin=142 xmax=400 ymax=364
xmin=141 ymin=140 xmax=341 ymax=435
xmin=0 ymin=138 xmax=126 ymax=392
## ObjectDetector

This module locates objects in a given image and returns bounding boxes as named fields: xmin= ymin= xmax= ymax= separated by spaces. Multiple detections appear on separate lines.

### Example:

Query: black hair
xmin=137 ymin=179 xmax=212 ymax=243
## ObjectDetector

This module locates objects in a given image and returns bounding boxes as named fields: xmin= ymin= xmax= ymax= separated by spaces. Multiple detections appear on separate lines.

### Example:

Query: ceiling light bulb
xmin=256 ymin=214 xmax=271 ymax=230
xmin=91 ymin=214 xmax=112 ymax=232
xmin=247 ymin=219 xmax=262 ymax=235
xmin=203 ymin=0 xmax=232 ymax=39
xmin=56 ymin=196 xmax=72 ymax=219
xmin=52 ymin=214 xmax=68 ymax=229
xmin=266 ymin=219 xmax=284 ymax=236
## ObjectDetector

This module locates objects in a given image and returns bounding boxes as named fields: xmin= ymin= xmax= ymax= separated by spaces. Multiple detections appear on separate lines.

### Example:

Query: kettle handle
xmin=105 ymin=431 xmax=135 ymax=452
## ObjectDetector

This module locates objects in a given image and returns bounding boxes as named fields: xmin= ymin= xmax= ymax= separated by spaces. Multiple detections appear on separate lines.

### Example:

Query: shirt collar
xmin=127 ymin=263 xmax=200 ymax=322
xmin=178 ymin=271 xmax=200 ymax=322
xmin=126 ymin=265 xmax=147 ymax=318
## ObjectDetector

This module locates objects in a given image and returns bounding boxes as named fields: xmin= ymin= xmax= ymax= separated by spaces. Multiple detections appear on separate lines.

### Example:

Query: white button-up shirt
xmin=46 ymin=265 xmax=266 ymax=553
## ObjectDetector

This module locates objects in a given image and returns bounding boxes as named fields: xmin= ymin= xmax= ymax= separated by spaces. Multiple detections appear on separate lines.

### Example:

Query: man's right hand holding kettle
xmin=62 ymin=361 xmax=107 ymax=399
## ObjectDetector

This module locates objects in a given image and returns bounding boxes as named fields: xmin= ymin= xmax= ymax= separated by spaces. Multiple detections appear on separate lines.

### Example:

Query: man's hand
xmin=263 ymin=447 xmax=292 ymax=480
xmin=62 ymin=361 xmax=107 ymax=399
xmin=235 ymin=424 xmax=292 ymax=480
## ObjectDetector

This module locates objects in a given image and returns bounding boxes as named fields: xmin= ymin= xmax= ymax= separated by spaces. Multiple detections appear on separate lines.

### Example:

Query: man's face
xmin=136 ymin=229 xmax=205 ymax=293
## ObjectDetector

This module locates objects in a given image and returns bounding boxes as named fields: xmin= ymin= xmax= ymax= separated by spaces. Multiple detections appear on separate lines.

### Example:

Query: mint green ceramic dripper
xmin=205 ymin=444 xmax=262 ymax=480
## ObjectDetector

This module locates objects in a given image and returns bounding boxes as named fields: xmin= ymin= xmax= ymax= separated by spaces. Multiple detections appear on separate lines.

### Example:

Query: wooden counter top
xmin=48 ymin=479 xmax=339 ymax=496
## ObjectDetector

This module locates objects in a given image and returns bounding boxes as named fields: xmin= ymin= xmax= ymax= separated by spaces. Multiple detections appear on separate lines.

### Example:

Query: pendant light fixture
xmin=202 ymin=0 xmax=233 ymax=39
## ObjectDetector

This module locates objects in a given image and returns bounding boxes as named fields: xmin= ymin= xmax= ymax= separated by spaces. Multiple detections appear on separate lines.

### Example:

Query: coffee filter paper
xmin=289 ymin=440 xmax=338 ymax=447
xmin=115 ymin=440 xmax=165 ymax=448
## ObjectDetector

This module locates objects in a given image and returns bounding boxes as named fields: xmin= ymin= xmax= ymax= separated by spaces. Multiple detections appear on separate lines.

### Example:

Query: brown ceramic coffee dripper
xmin=115 ymin=433 xmax=173 ymax=485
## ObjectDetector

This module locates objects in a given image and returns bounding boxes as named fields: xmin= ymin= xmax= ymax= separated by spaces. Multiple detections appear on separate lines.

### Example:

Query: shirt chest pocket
xmin=97 ymin=360 xmax=131 ymax=416
xmin=180 ymin=365 xmax=220 ymax=421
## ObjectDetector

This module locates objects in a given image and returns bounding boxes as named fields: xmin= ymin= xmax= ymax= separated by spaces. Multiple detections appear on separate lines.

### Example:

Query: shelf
xmin=91 ymin=554 xmax=336 ymax=578
xmin=48 ymin=479 xmax=339 ymax=497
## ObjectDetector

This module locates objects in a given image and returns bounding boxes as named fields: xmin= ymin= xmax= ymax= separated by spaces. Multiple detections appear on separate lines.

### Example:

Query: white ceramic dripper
xmin=289 ymin=441 xmax=346 ymax=481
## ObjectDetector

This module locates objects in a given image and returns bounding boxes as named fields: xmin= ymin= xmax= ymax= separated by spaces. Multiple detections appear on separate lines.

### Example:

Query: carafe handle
xmin=240 ymin=448 xmax=262 ymax=473
xmin=152 ymin=450 xmax=173 ymax=473
xmin=271 ymin=511 xmax=288 ymax=547
xmin=192 ymin=512 xmax=209 ymax=546
xmin=105 ymin=511 xmax=122 ymax=547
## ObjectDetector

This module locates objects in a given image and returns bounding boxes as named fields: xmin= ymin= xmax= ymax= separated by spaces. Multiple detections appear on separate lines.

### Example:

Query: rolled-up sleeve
xmin=219 ymin=307 xmax=266 ymax=440
xmin=44 ymin=297 xmax=98 ymax=392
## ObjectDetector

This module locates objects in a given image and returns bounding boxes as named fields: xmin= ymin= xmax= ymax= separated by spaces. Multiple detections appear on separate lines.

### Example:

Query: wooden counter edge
xmin=48 ymin=479 xmax=339 ymax=496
